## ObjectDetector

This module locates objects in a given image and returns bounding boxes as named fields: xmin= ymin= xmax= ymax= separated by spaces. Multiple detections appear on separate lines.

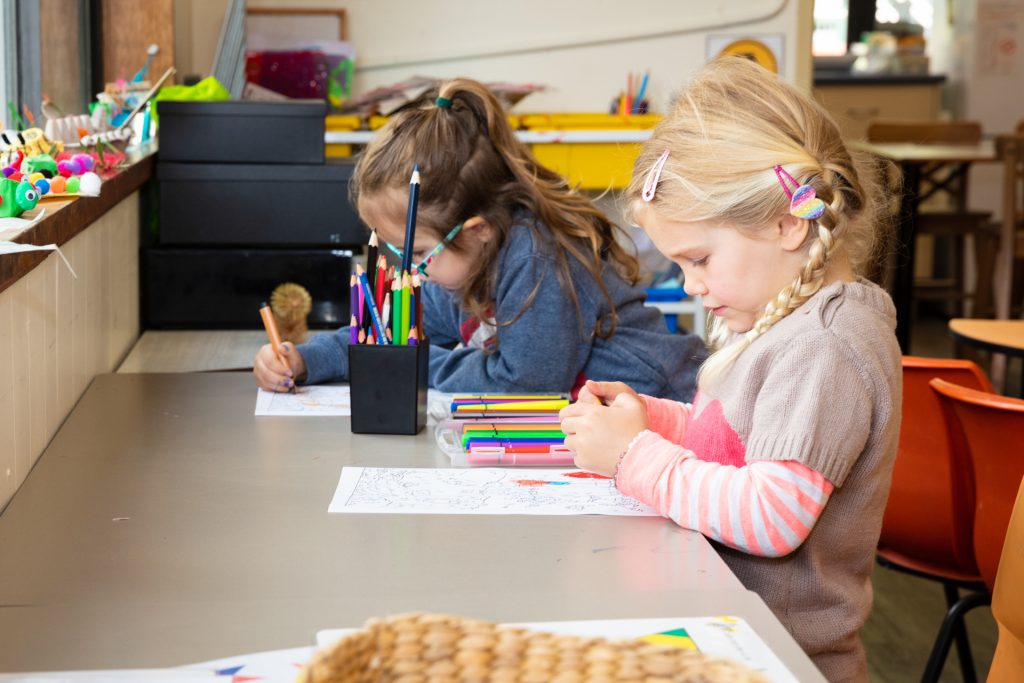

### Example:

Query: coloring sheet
xmin=254 ymin=385 xmax=352 ymax=416
xmin=328 ymin=467 xmax=658 ymax=516
xmin=317 ymin=616 xmax=798 ymax=683
xmin=255 ymin=386 xmax=450 ymax=420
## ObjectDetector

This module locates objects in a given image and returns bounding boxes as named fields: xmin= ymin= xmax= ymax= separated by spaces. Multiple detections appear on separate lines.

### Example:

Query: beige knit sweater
xmin=617 ymin=278 xmax=902 ymax=682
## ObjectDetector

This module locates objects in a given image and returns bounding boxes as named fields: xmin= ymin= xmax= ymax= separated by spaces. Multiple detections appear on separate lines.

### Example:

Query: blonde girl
xmin=560 ymin=57 xmax=901 ymax=682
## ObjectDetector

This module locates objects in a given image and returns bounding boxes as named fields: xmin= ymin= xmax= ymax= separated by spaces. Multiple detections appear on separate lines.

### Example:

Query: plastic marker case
xmin=434 ymin=417 xmax=576 ymax=467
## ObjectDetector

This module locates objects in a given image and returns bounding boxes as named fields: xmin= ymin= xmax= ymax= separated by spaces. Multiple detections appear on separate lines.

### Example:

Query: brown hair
xmin=352 ymin=77 xmax=639 ymax=338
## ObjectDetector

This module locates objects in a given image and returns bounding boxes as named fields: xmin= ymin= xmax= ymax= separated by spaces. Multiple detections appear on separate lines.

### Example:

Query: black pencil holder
xmin=349 ymin=341 xmax=429 ymax=435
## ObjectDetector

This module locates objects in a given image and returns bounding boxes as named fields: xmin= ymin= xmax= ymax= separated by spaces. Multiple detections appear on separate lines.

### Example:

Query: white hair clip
xmin=641 ymin=149 xmax=670 ymax=202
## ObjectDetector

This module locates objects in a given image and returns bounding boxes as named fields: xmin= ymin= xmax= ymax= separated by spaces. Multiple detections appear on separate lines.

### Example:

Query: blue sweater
xmin=297 ymin=212 xmax=706 ymax=401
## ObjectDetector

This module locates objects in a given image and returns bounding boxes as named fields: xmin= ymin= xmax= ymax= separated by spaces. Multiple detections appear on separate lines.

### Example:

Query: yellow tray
xmin=519 ymin=113 xmax=662 ymax=190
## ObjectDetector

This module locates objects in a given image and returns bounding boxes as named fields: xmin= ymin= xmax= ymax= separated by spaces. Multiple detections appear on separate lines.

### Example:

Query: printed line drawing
xmin=329 ymin=467 xmax=658 ymax=516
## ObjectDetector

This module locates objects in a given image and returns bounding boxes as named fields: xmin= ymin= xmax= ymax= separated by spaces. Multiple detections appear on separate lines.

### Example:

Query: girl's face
xmin=358 ymin=192 xmax=489 ymax=290
xmin=636 ymin=205 xmax=810 ymax=334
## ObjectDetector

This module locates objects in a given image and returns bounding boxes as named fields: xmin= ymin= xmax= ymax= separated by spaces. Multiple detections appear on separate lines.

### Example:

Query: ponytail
xmin=355 ymin=78 xmax=640 ymax=339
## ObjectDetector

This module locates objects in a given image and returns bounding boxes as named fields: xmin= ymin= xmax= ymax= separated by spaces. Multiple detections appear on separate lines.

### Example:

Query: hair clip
xmin=641 ymin=149 xmax=670 ymax=202
xmin=773 ymin=165 xmax=826 ymax=220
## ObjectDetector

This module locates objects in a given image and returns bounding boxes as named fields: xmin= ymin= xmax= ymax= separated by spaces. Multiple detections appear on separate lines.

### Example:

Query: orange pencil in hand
xmin=260 ymin=302 xmax=294 ymax=392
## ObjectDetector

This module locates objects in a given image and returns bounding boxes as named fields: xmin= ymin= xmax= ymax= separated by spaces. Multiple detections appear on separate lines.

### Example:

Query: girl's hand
xmin=560 ymin=393 xmax=649 ymax=476
xmin=576 ymin=380 xmax=639 ymax=406
xmin=253 ymin=342 xmax=307 ymax=392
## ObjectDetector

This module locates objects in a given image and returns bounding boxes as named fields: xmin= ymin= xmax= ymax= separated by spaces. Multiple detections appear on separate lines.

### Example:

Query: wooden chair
xmin=879 ymin=357 xmax=992 ymax=683
xmin=867 ymin=120 xmax=998 ymax=317
xmin=987 ymin=476 xmax=1024 ymax=682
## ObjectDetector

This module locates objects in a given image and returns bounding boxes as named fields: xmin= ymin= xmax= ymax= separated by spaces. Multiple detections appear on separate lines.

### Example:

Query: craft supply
xmin=259 ymin=301 xmax=285 ymax=362
xmin=349 ymin=271 xmax=360 ymax=345
xmin=401 ymin=164 xmax=420 ymax=275
xmin=412 ymin=271 xmax=423 ymax=338
xmin=448 ymin=395 xmax=569 ymax=418
xmin=356 ymin=263 xmax=386 ymax=344
xmin=0 ymin=177 xmax=39 ymax=218
xmin=391 ymin=272 xmax=402 ymax=346
xmin=633 ymin=71 xmax=650 ymax=114
xmin=400 ymin=271 xmax=411 ymax=346
xmin=78 ymin=171 xmax=102 ymax=196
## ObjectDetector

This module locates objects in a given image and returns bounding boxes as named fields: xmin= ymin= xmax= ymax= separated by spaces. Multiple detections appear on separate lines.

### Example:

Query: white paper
xmin=0 ymin=672 xmax=218 ymax=682
xmin=328 ymin=466 xmax=657 ymax=516
xmin=254 ymin=385 xmax=351 ymax=416
xmin=182 ymin=646 xmax=314 ymax=681
xmin=0 ymin=208 xmax=46 ymax=237
xmin=0 ymin=237 xmax=76 ymax=278
xmin=317 ymin=616 xmax=797 ymax=683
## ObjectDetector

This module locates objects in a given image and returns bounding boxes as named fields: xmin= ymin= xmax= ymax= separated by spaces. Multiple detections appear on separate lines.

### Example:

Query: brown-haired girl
xmin=254 ymin=77 xmax=705 ymax=400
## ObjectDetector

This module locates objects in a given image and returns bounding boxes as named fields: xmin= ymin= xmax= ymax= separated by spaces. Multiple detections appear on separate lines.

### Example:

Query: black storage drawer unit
xmin=142 ymin=247 xmax=352 ymax=329
xmin=158 ymin=161 xmax=365 ymax=247
xmin=157 ymin=100 xmax=327 ymax=164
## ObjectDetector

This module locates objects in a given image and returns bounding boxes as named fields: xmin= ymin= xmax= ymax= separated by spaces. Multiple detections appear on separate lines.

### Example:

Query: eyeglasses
xmin=384 ymin=222 xmax=463 ymax=276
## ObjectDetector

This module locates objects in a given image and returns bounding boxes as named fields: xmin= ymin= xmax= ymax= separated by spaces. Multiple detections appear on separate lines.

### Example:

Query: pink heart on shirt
xmin=682 ymin=398 xmax=746 ymax=467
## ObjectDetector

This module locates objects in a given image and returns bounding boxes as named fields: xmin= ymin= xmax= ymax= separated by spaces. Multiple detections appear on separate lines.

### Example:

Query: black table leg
xmin=892 ymin=163 xmax=921 ymax=353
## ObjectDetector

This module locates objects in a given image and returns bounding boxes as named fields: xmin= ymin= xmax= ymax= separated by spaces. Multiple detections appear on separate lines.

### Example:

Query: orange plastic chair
xmin=878 ymin=357 xmax=993 ymax=683
xmin=930 ymin=378 xmax=1024 ymax=589
xmin=988 ymin=476 xmax=1024 ymax=682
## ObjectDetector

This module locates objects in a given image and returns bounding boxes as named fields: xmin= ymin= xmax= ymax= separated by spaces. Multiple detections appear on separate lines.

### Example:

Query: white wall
xmin=181 ymin=0 xmax=812 ymax=109
xmin=951 ymin=0 xmax=1024 ymax=219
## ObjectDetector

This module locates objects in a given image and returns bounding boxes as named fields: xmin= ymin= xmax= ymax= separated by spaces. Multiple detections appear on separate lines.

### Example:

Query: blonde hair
xmin=353 ymin=78 xmax=639 ymax=339
xmin=626 ymin=57 xmax=895 ymax=389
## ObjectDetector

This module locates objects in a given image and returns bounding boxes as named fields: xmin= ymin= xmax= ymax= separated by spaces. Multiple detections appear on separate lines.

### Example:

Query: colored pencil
xmin=381 ymin=292 xmax=392 ymax=341
xmin=375 ymin=254 xmax=387 ymax=314
xmin=356 ymin=264 xmax=386 ymax=343
xmin=366 ymin=231 xmax=379 ymax=295
xmin=260 ymin=301 xmax=294 ymax=393
xmin=391 ymin=273 xmax=402 ymax=346
xmin=349 ymin=273 xmax=359 ymax=344
xmin=633 ymin=71 xmax=650 ymax=114
xmin=401 ymin=165 xmax=421 ymax=276
xmin=259 ymin=302 xmax=284 ymax=360
xmin=626 ymin=72 xmax=634 ymax=117
xmin=408 ymin=327 xmax=418 ymax=346
xmin=400 ymin=271 xmax=412 ymax=346
xmin=412 ymin=271 xmax=423 ymax=339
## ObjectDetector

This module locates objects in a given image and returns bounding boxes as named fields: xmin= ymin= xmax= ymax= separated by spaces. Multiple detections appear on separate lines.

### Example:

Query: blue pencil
xmin=356 ymin=264 xmax=386 ymax=344
xmin=633 ymin=72 xmax=650 ymax=114
xmin=401 ymin=165 xmax=421 ymax=275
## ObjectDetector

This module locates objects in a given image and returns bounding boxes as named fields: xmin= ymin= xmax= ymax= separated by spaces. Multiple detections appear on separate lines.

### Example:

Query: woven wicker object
xmin=299 ymin=612 xmax=769 ymax=683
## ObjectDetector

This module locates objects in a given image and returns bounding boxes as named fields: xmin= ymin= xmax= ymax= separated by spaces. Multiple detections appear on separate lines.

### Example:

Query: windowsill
xmin=0 ymin=143 xmax=156 ymax=295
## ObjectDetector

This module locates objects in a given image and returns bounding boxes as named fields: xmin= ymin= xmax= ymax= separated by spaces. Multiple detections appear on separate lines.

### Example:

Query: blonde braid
xmin=699 ymin=176 xmax=846 ymax=389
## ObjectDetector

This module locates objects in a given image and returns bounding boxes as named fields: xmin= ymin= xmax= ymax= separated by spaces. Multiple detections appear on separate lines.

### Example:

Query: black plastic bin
xmin=142 ymin=247 xmax=352 ymax=329
xmin=157 ymin=100 xmax=327 ymax=164
xmin=157 ymin=161 xmax=365 ymax=247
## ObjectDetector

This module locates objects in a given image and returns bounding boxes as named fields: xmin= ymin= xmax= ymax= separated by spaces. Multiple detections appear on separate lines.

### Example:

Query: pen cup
xmin=348 ymin=341 xmax=429 ymax=435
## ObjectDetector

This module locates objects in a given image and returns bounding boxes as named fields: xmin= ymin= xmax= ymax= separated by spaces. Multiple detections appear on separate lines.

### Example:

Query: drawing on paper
xmin=328 ymin=467 xmax=658 ymax=516
xmin=255 ymin=385 xmax=352 ymax=416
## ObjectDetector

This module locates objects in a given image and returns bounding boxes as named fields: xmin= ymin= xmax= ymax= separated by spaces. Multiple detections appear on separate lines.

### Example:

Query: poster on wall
xmin=977 ymin=0 xmax=1021 ymax=78
xmin=706 ymin=34 xmax=785 ymax=76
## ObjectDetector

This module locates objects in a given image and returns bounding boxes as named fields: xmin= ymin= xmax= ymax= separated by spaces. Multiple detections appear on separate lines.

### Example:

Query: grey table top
xmin=0 ymin=373 xmax=823 ymax=680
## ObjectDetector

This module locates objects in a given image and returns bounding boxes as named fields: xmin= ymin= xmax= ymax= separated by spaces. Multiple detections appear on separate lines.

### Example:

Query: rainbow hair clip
xmin=773 ymin=165 xmax=826 ymax=220
xmin=641 ymin=149 xmax=670 ymax=202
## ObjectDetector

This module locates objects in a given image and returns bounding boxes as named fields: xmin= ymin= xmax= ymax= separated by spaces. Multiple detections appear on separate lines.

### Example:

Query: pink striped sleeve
xmin=615 ymin=431 xmax=834 ymax=557
xmin=638 ymin=395 xmax=692 ymax=444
